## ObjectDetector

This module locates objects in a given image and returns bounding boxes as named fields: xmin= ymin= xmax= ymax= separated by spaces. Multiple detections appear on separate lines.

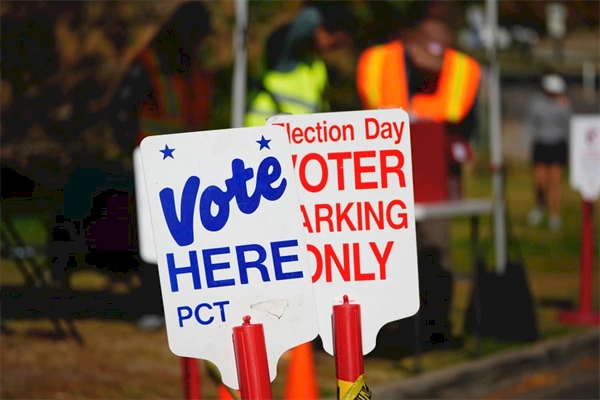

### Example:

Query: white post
xmin=486 ymin=0 xmax=507 ymax=275
xmin=231 ymin=0 xmax=249 ymax=128
xmin=583 ymin=61 xmax=597 ymax=102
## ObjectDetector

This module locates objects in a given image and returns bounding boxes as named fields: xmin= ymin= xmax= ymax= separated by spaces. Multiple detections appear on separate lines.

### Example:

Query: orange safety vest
xmin=356 ymin=41 xmax=481 ymax=124
xmin=137 ymin=49 xmax=212 ymax=144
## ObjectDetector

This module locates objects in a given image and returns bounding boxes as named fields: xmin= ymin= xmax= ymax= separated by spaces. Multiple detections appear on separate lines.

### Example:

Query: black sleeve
xmin=107 ymin=60 xmax=152 ymax=157
xmin=447 ymin=95 xmax=478 ymax=141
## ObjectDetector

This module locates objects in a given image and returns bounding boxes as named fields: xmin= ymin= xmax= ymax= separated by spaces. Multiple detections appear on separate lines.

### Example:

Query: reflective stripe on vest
xmin=245 ymin=58 xmax=328 ymax=127
xmin=356 ymin=41 xmax=481 ymax=123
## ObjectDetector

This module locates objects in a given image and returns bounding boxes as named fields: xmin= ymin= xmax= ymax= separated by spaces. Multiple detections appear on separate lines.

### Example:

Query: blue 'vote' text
xmin=159 ymin=156 xmax=287 ymax=246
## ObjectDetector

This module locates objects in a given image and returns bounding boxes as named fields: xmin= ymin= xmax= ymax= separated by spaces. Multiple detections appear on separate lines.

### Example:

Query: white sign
xmin=546 ymin=3 xmax=567 ymax=39
xmin=133 ymin=147 xmax=158 ymax=264
xmin=267 ymin=109 xmax=420 ymax=356
xmin=139 ymin=126 xmax=319 ymax=389
xmin=570 ymin=115 xmax=600 ymax=201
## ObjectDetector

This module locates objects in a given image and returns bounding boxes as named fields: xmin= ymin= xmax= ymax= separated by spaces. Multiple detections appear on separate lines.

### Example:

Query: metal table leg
xmin=470 ymin=216 xmax=482 ymax=358
xmin=413 ymin=311 xmax=422 ymax=374
xmin=1 ymin=214 xmax=84 ymax=345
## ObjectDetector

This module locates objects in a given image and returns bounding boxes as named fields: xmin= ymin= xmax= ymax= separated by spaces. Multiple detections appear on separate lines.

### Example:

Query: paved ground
xmin=371 ymin=330 xmax=600 ymax=400
xmin=480 ymin=357 xmax=599 ymax=400
xmin=507 ymin=369 xmax=600 ymax=400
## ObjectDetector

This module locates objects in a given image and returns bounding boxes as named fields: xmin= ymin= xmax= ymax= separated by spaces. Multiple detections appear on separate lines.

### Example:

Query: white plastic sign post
xmin=139 ymin=126 xmax=318 ymax=389
xmin=133 ymin=147 xmax=158 ymax=265
xmin=570 ymin=115 xmax=600 ymax=201
xmin=267 ymin=109 xmax=420 ymax=355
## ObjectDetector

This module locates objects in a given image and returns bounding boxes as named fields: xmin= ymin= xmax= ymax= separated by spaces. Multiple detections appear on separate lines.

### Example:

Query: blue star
xmin=256 ymin=135 xmax=271 ymax=150
xmin=159 ymin=145 xmax=175 ymax=160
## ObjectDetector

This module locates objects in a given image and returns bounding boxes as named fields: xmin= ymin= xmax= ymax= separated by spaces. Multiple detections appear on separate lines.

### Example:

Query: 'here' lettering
xmin=166 ymin=240 xmax=304 ymax=292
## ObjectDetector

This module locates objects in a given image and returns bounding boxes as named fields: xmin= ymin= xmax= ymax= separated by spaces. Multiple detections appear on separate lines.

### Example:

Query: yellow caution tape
xmin=338 ymin=374 xmax=372 ymax=400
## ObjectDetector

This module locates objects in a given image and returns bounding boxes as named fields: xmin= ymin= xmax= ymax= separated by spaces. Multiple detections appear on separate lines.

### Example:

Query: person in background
xmin=356 ymin=1 xmax=482 ymax=347
xmin=244 ymin=1 xmax=357 ymax=127
xmin=107 ymin=1 xmax=214 ymax=331
xmin=522 ymin=74 xmax=571 ymax=231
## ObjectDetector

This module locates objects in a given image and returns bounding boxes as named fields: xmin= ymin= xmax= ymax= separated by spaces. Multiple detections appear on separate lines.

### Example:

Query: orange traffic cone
xmin=218 ymin=384 xmax=239 ymax=400
xmin=283 ymin=342 xmax=319 ymax=400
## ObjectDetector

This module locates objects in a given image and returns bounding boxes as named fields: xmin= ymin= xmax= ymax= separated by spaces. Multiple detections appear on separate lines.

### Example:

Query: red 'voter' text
xmin=292 ymin=150 xmax=406 ymax=193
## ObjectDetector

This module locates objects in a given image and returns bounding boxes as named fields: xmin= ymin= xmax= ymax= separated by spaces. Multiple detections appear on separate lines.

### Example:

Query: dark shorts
xmin=533 ymin=141 xmax=567 ymax=166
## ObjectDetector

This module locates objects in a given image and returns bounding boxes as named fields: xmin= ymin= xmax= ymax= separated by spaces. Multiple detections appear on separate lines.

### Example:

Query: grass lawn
xmin=1 ymin=159 xmax=598 ymax=399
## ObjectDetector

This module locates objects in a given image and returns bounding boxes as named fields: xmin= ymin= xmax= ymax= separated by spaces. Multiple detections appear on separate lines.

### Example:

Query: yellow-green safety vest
xmin=245 ymin=58 xmax=329 ymax=127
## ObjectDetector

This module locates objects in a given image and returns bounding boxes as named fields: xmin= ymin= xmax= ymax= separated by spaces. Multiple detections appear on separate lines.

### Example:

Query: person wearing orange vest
xmin=109 ymin=2 xmax=213 ymax=157
xmin=107 ymin=1 xmax=214 ymax=331
xmin=357 ymin=2 xmax=481 ymax=198
xmin=356 ymin=1 xmax=481 ymax=347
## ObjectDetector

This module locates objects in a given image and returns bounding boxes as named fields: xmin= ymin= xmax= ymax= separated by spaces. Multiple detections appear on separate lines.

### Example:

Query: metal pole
xmin=486 ymin=0 xmax=507 ymax=275
xmin=231 ymin=0 xmax=249 ymax=128
xmin=579 ymin=200 xmax=594 ymax=316
xmin=583 ymin=61 xmax=597 ymax=102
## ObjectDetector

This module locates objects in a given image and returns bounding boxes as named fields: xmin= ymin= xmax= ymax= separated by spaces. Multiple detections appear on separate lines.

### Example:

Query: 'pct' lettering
xmin=177 ymin=300 xmax=230 ymax=327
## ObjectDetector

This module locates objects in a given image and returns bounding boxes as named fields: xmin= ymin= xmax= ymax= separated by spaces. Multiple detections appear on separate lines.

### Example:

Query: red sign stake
xmin=333 ymin=295 xmax=369 ymax=399
xmin=181 ymin=357 xmax=201 ymax=400
xmin=559 ymin=200 xmax=600 ymax=326
xmin=232 ymin=316 xmax=273 ymax=400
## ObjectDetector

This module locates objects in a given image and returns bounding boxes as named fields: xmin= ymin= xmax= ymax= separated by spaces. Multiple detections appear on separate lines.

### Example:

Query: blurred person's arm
xmin=107 ymin=60 xmax=152 ymax=161
xmin=451 ymin=97 xmax=478 ymax=140
xmin=521 ymin=97 xmax=537 ymax=153
xmin=558 ymin=94 xmax=572 ymax=142
xmin=276 ymin=6 xmax=323 ymax=72
xmin=446 ymin=94 xmax=478 ymax=142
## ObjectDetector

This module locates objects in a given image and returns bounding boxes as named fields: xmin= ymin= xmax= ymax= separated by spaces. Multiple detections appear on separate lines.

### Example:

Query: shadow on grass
xmin=2 ymin=283 xmax=141 ymax=347
xmin=538 ymin=298 xmax=575 ymax=309
xmin=1 ymin=285 xmax=139 ymax=322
